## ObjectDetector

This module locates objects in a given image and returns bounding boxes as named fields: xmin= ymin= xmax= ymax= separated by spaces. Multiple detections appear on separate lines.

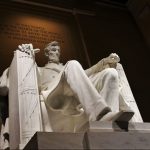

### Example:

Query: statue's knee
xmin=67 ymin=60 xmax=81 ymax=69
xmin=104 ymin=68 xmax=118 ymax=80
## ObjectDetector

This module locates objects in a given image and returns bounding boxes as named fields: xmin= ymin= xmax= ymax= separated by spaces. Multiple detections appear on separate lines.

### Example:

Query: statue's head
xmin=44 ymin=41 xmax=60 ymax=63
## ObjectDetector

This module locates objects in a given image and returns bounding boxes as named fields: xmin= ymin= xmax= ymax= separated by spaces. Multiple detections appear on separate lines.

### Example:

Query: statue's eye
xmin=51 ymin=48 xmax=56 ymax=51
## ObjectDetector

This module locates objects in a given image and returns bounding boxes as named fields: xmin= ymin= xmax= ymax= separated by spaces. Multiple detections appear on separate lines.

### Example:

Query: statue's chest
xmin=41 ymin=68 xmax=60 ymax=84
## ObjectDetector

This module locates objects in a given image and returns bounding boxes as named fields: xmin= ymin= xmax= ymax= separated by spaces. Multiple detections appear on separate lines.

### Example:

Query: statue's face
xmin=47 ymin=45 xmax=60 ymax=63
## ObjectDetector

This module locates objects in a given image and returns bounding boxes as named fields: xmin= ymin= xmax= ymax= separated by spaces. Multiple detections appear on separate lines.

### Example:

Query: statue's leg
xmin=89 ymin=68 xmax=134 ymax=122
xmin=64 ymin=60 xmax=111 ymax=121
xmin=89 ymin=68 xmax=119 ymax=112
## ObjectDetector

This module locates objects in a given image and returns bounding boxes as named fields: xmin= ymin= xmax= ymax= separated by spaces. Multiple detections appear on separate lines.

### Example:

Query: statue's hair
xmin=44 ymin=41 xmax=60 ymax=56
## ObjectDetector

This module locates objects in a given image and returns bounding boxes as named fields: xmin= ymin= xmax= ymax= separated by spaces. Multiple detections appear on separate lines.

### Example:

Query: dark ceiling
xmin=25 ymin=0 xmax=129 ymax=5
xmin=24 ymin=0 xmax=129 ymax=9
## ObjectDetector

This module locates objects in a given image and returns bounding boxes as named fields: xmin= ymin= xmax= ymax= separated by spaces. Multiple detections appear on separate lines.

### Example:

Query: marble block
xmin=88 ymin=121 xmax=150 ymax=132
xmin=24 ymin=122 xmax=150 ymax=150
xmin=86 ymin=121 xmax=150 ymax=149
xmin=24 ymin=132 xmax=86 ymax=150
xmin=86 ymin=131 xmax=150 ymax=149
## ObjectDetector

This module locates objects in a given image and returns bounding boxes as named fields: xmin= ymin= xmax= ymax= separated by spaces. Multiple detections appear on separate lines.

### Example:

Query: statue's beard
xmin=48 ymin=54 xmax=60 ymax=63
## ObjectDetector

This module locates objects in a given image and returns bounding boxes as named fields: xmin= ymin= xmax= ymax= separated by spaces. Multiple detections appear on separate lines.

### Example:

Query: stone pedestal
xmin=88 ymin=121 xmax=150 ymax=133
xmin=24 ymin=132 xmax=86 ymax=150
xmin=24 ymin=122 xmax=150 ymax=150
xmin=86 ymin=131 xmax=150 ymax=149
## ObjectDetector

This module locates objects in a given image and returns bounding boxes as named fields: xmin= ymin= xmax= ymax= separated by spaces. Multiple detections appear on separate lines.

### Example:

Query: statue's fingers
xmin=18 ymin=45 xmax=24 ymax=51
xmin=18 ymin=45 xmax=22 ymax=49
xmin=21 ymin=44 xmax=27 ymax=51
xmin=29 ymin=43 xmax=33 ymax=50
xmin=24 ymin=44 xmax=28 ymax=47
xmin=22 ymin=44 xmax=25 ymax=48
xmin=25 ymin=44 xmax=31 ymax=49
xmin=112 ymin=54 xmax=119 ymax=60
xmin=115 ymin=56 xmax=120 ymax=62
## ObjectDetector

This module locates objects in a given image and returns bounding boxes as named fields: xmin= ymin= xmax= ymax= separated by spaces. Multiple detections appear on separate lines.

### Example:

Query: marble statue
xmin=0 ymin=41 xmax=143 ymax=149
xmin=18 ymin=41 xmax=134 ymax=122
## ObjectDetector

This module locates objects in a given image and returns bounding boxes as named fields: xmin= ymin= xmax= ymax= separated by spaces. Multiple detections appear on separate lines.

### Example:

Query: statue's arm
xmin=85 ymin=53 xmax=120 ymax=76
xmin=85 ymin=58 xmax=105 ymax=76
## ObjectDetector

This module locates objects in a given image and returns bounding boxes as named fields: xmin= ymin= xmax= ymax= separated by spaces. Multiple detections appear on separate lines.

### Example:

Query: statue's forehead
xmin=47 ymin=45 xmax=60 ymax=49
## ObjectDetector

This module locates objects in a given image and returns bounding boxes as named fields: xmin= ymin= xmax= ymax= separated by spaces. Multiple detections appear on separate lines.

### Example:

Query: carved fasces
xmin=9 ymin=49 xmax=42 ymax=149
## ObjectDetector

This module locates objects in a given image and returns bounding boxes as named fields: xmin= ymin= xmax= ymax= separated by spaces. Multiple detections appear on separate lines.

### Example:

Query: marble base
xmin=24 ymin=122 xmax=150 ymax=150
xmin=88 ymin=121 xmax=150 ymax=132
xmin=86 ymin=131 xmax=150 ymax=149
xmin=24 ymin=132 xmax=86 ymax=150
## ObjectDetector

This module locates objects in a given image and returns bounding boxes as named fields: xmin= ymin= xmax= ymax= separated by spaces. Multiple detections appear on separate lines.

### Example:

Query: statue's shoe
xmin=96 ymin=107 xmax=111 ymax=121
xmin=100 ymin=110 xmax=134 ymax=122
xmin=89 ymin=106 xmax=111 ymax=121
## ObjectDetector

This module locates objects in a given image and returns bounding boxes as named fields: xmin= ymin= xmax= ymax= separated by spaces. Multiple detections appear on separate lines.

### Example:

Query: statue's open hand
xmin=18 ymin=44 xmax=40 ymax=55
xmin=107 ymin=53 xmax=120 ymax=64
